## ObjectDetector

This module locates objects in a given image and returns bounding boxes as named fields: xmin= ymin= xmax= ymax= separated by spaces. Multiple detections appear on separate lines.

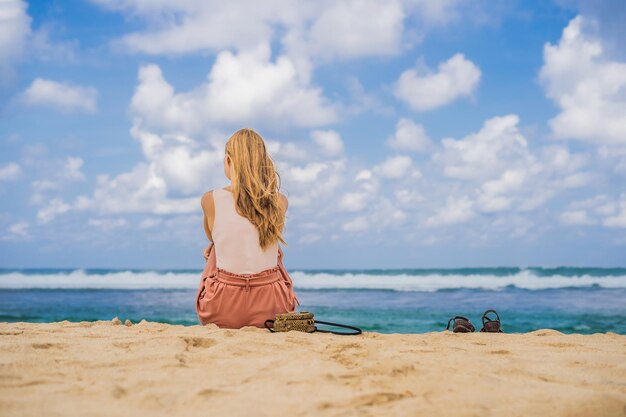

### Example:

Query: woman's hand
xmin=203 ymin=245 xmax=212 ymax=261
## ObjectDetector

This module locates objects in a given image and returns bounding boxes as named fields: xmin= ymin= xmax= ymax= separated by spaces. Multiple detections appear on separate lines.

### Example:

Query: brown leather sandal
xmin=446 ymin=316 xmax=475 ymax=333
xmin=479 ymin=309 xmax=503 ymax=333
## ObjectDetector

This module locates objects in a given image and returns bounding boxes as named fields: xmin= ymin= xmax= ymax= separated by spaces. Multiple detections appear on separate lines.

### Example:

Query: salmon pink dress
xmin=195 ymin=189 xmax=300 ymax=328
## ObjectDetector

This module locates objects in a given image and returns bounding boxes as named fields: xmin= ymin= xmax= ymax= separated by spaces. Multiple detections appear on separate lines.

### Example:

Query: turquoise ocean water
xmin=1 ymin=267 xmax=625 ymax=334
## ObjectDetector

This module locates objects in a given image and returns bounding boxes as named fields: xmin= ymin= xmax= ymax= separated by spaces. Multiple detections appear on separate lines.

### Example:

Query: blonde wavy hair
xmin=225 ymin=128 xmax=286 ymax=249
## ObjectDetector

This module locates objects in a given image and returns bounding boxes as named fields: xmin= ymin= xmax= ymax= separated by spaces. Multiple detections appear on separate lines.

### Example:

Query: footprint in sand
xmin=181 ymin=337 xmax=217 ymax=351
xmin=112 ymin=384 xmax=127 ymax=399
xmin=545 ymin=342 xmax=577 ymax=348
xmin=350 ymin=391 xmax=415 ymax=407
xmin=196 ymin=388 xmax=232 ymax=398
xmin=31 ymin=342 xmax=67 ymax=349
xmin=327 ymin=342 xmax=368 ymax=368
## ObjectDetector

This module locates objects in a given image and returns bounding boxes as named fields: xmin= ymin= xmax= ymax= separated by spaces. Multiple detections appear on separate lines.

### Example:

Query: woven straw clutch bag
xmin=272 ymin=311 xmax=315 ymax=332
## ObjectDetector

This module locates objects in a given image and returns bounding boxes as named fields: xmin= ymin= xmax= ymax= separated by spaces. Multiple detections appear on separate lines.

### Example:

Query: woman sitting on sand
xmin=196 ymin=128 xmax=300 ymax=329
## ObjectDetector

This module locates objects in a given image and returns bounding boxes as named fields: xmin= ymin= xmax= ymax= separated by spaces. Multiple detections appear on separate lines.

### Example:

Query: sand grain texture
xmin=0 ymin=321 xmax=625 ymax=417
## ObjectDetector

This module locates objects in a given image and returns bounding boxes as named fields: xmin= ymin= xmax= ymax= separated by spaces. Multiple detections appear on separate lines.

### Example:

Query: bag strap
xmin=264 ymin=319 xmax=277 ymax=332
xmin=263 ymin=319 xmax=362 ymax=335
xmin=314 ymin=320 xmax=362 ymax=336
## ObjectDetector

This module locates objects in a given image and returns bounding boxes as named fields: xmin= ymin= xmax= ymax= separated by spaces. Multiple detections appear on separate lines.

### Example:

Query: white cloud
xmin=355 ymin=170 xmax=372 ymax=181
xmin=311 ymin=130 xmax=344 ymax=157
xmin=61 ymin=157 xmax=86 ymax=181
xmin=405 ymin=0 xmax=465 ymax=26
xmin=284 ymin=162 xmax=328 ymax=183
xmin=0 ymin=0 xmax=77 ymax=83
xmin=386 ymin=118 xmax=432 ymax=152
xmin=8 ymin=221 xmax=29 ymax=237
xmin=138 ymin=217 xmax=163 ymax=230
xmin=339 ymin=192 xmax=368 ymax=212
xmin=436 ymin=115 xmax=532 ymax=181
xmin=74 ymin=163 xmax=198 ymax=215
xmin=31 ymin=156 xmax=86 ymax=204
xmin=559 ymin=210 xmax=595 ymax=226
xmin=88 ymin=217 xmax=128 ymax=230
xmin=92 ymin=1 xmax=403 ymax=60
xmin=269 ymin=141 xmax=309 ymax=161
xmin=342 ymin=216 xmax=368 ymax=232
xmin=426 ymin=196 xmax=474 ymax=226
xmin=19 ymin=78 xmax=98 ymax=113
xmin=37 ymin=198 xmax=71 ymax=224
xmin=0 ymin=220 xmax=30 ymax=241
xmin=89 ymin=0 xmax=500 ymax=87
xmin=394 ymin=188 xmax=423 ymax=207
xmin=0 ymin=162 xmax=21 ymax=181
xmin=561 ymin=194 xmax=626 ymax=228
xmin=128 ymin=125 xmax=224 ymax=196
xmin=431 ymin=114 xmax=593 ymax=220
xmin=29 ymin=24 xmax=77 ymax=63
xmin=602 ymin=194 xmax=626 ymax=228
xmin=96 ymin=1 xmax=278 ymax=55
xmin=540 ymin=16 xmax=626 ymax=145
xmin=131 ymin=45 xmax=337 ymax=133
xmin=0 ymin=0 xmax=30 ymax=81
xmin=394 ymin=53 xmax=481 ymax=111
xmin=375 ymin=156 xmax=414 ymax=179
xmin=297 ymin=233 xmax=321 ymax=245
xmin=278 ymin=159 xmax=346 ymax=208
xmin=301 ymin=0 xmax=404 ymax=61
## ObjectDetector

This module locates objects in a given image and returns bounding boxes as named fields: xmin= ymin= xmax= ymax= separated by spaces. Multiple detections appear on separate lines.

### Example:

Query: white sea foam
xmin=0 ymin=270 xmax=200 ymax=290
xmin=0 ymin=269 xmax=625 ymax=290
xmin=289 ymin=271 xmax=626 ymax=291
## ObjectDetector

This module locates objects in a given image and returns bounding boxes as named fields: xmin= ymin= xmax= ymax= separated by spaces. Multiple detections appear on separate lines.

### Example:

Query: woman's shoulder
xmin=278 ymin=192 xmax=288 ymax=212
xmin=201 ymin=189 xmax=216 ymax=211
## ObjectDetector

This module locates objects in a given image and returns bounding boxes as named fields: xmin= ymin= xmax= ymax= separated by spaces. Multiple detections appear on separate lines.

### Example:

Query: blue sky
xmin=1 ymin=0 xmax=625 ymax=269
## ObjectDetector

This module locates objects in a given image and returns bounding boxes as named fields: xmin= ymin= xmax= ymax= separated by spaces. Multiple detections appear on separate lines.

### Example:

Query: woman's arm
xmin=201 ymin=191 xmax=215 ymax=241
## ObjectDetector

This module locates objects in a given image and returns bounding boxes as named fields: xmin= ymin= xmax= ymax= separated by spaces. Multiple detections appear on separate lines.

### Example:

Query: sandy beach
xmin=0 ymin=320 xmax=624 ymax=417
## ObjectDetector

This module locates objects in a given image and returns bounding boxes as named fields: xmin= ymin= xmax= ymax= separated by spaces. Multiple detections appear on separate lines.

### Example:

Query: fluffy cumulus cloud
xmin=560 ymin=194 xmax=626 ymax=228
xmin=70 ymin=117 xmax=222 ymax=216
xmin=436 ymin=115 xmax=532 ymax=181
xmin=540 ymin=15 xmax=626 ymax=146
xmin=341 ymin=216 xmax=368 ymax=232
xmin=88 ymin=0 xmax=497 ymax=84
xmin=394 ymin=53 xmax=481 ymax=111
xmin=19 ymin=78 xmax=98 ymax=113
xmin=30 ymin=158 xmax=82 ymax=205
xmin=131 ymin=45 xmax=337 ymax=133
xmin=294 ymin=0 xmax=404 ymax=62
xmin=426 ymin=196 xmax=474 ymax=227
xmin=386 ymin=118 xmax=432 ymax=152
xmin=375 ymin=156 xmax=417 ymax=179
xmin=49 ymin=106 xmax=593 ymax=247
xmin=89 ymin=1 xmax=408 ymax=77
xmin=8 ymin=1 xmax=626 ymax=257
xmin=0 ymin=162 xmax=22 ymax=182
xmin=30 ymin=156 xmax=86 ymax=222
xmin=431 ymin=114 xmax=591 ymax=221
xmin=311 ymin=130 xmax=344 ymax=157
xmin=37 ymin=198 xmax=71 ymax=224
